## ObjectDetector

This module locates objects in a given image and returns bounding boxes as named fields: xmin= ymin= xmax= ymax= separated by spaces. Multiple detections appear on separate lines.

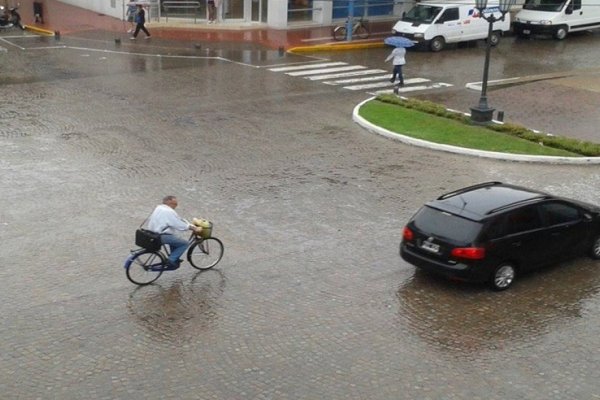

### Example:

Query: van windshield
xmin=522 ymin=0 xmax=567 ymax=12
xmin=402 ymin=5 xmax=443 ymax=23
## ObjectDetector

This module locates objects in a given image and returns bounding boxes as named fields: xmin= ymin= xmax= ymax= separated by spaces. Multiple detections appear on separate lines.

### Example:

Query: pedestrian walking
xmin=125 ymin=1 xmax=137 ymax=33
xmin=385 ymin=46 xmax=406 ymax=88
xmin=130 ymin=4 xmax=151 ymax=40
xmin=207 ymin=0 xmax=216 ymax=23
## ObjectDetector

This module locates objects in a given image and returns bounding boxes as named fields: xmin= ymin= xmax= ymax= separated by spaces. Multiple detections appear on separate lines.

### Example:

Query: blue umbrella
xmin=384 ymin=36 xmax=415 ymax=48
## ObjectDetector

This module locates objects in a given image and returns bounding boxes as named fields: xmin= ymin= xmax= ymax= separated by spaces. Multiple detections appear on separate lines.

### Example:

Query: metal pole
xmin=478 ymin=19 xmax=494 ymax=110
xmin=346 ymin=0 xmax=354 ymax=41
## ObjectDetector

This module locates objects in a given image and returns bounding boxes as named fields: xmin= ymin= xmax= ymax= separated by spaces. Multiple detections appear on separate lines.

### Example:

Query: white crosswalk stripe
xmin=268 ymin=62 xmax=348 ymax=72
xmin=338 ymin=77 xmax=431 ymax=89
xmin=268 ymin=61 xmax=452 ymax=94
xmin=286 ymin=65 xmax=367 ymax=76
xmin=308 ymin=69 xmax=388 ymax=81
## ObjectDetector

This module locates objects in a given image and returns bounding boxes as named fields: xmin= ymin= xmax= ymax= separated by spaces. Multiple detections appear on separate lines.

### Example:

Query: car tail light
xmin=451 ymin=247 xmax=485 ymax=260
xmin=403 ymin=226 xmax=414 ymax=241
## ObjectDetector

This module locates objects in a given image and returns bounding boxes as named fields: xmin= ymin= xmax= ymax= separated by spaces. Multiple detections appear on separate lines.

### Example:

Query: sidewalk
xmin=20 ymin=0 xmax=393 ymax=50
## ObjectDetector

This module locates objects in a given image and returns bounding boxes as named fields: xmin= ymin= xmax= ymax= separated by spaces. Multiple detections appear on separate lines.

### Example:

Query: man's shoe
xmin=145 ymin=35 xmax=151 ymax=39
xmin=165 ymin=260 xmax=181 ymax=270
xmin=389 ymin=78 xmax=395 ymax=83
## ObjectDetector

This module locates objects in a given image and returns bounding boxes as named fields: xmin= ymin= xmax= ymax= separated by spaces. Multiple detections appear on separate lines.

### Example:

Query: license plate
xmin=523 ymin=29 xmax=530 ymax=34
xmin=421 ymin=240 xmax=440 ymax=253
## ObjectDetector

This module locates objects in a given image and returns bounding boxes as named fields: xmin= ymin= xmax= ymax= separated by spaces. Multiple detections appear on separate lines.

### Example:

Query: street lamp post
xmin=470 ymin=0 xmax=515 ymax=124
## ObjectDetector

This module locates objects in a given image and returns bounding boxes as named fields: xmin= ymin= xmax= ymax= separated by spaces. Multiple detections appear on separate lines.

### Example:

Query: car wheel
xmin=429 ymin=36 xmax=444 ymax=52
xmin=488 ymin=31 xmax=501 ymax=46
xmin=490 ymin=263 xmax=516 ymax=291
xmin=590 ymin=235 xmax=600 ymax=259
xmin=554 ymin=26 xmax=568 ymax=40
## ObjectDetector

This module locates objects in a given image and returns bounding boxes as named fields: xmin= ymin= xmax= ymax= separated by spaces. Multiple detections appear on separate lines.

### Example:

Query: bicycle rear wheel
xmin=126 ymin=250 xmax=166 ymax=285
xmin=356 ymin=25 xmax=369 ymax=40
xmin=333 ymin=26 xmax=347 ymax=41
xmin=187 ymin=237 xmax=224 ymax=270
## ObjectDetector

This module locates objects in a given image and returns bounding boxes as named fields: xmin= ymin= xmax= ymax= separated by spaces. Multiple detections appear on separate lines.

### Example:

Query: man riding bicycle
xmin=147 ymin=195 xmax=201 ymax=269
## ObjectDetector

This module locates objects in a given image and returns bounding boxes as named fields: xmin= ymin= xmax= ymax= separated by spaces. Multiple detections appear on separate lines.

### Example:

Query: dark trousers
xmin=392 ymin=64 xmax=404 ymax=85
xmin=133 ymin=22 xmax=150 ymax=37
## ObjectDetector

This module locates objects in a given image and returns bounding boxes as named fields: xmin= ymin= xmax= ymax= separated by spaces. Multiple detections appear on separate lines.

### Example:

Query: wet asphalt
xmin=1 ymin=30 xmax=599 ymax=399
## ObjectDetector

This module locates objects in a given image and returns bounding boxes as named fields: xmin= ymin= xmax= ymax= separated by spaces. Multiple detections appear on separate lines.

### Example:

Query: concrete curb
xmin=353 ymin=97 xmax=600 ymax=165
xmin=289 ymin=41 xmax=385 ymax=53
xmin=24 ymin=25 xmax=55 ymax=36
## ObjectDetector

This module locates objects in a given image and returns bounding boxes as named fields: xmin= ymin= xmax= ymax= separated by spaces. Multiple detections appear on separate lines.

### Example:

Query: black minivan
xmin=400 ymin=182 xmax=600 ymax=290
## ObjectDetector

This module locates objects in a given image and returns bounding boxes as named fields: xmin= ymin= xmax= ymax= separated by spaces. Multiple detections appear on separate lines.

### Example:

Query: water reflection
xmin=127 ymin=269 xmax=226 ymax=343
xmin=396 ymin=260 xmax=600 ymax=357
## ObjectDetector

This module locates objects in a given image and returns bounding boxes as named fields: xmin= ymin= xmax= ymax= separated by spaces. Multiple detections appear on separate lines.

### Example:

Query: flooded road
xmin=1 ymin=30 xmax=599 ymax=399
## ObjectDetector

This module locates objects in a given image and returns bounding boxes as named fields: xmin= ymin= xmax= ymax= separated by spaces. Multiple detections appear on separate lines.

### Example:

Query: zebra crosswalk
xmin=268 ymin=61 xmax=452 ymax=95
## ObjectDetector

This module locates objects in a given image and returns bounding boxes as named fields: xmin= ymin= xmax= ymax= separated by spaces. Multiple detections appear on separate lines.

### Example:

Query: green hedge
xmin=376 ymin=94 xmax=600 ymax=157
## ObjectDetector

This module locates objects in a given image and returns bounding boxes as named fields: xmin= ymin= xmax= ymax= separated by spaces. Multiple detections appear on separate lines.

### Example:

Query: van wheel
xmin=554 ymin=26 xmax=568 ymax=40
xmin=490 ymin=262 xmax=516 ymax=291
xmin=488 ymin=31 xmax=501 ymax=46
xmin=429 ymin=36 xmax=444 ymax=52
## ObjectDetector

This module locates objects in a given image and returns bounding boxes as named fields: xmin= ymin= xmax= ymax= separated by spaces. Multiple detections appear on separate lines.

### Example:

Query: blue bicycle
xmin=124 ymin=227 xmax=224 ymax=286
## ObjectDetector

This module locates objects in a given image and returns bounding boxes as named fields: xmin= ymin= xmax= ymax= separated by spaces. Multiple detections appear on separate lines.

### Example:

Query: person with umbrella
xmin=384 ymin=36 xmax=414 ymax=92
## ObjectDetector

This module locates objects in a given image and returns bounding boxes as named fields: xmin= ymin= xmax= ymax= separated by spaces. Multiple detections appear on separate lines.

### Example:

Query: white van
xmin=391 ymin=0 xmax=511 ymax=51
xmin=513 ymin=0 xmax=600 ymax=39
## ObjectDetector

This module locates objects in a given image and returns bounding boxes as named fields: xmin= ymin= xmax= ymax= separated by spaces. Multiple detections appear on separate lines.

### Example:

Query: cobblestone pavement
xmin=1 ymin=33 xmax=600 ymax=399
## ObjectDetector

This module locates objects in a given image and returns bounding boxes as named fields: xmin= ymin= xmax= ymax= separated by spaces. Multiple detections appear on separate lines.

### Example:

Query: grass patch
xmin=359 ymin=95 xmax=600 ymax=157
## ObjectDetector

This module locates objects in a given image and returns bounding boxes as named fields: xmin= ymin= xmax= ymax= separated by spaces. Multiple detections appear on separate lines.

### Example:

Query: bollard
xmin=54 ymin=30 xmax=60 ymax=40
xmin=278 ymin=46 xmax=285 ymax=56
xmin=115 ymin=38 xmax=121 ymax=45
xmin=194 ymin=43 xmax=201 ymax=49
xmin=497 ymin=111 xmax=504 ymax=122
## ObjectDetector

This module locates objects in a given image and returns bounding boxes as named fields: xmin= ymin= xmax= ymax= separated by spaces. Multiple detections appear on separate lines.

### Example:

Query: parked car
xmin=400 ymin=182 xmax=600 ymax=290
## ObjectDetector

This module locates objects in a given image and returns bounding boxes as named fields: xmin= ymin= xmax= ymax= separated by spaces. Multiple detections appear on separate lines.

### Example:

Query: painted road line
xmin=344 ymin=78 xmax=436 ymax=91
xmin=287 ymin=65 xmax=367 ymax=76
xmin=330 ymin=76 xmax=430 ymax=85
xmin=373 ymin=82 xmax=453 ymax=94
xmin=269 ymin=62 xmax=347 ymax=72
xmin=307 ymin=69 xmax=388 ymax=81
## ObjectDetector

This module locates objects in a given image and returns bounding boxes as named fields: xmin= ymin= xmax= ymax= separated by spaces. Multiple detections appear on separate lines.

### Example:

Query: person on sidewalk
xmin=125 ymin=1 xmax=137 ymax=33
xmin=130 ymin=4 xmax=151 ymax=40
xmin=385 ymin=46 xmax=406 ymax=89
xmin=147 ymin=195 xmax=201 ymax=269
xmin=207 ymin=0 xmax=216 ymax=23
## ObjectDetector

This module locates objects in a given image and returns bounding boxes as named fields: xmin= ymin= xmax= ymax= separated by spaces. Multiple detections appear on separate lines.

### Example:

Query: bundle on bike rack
xmin=192 ymin=218 xmax=212 ymax=239
xmin=135 ymin=228 xmax=161 ymax=251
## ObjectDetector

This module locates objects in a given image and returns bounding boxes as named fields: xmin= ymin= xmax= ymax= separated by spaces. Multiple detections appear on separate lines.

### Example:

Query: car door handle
xmin=551 ymin=232 xmax=561 ymax=236
xmin=511 ymin=241 xmax=522 ymax=247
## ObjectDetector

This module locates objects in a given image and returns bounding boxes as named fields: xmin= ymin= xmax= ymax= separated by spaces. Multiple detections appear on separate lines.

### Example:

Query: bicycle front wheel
xmin=126 ymin=250 xmax=166 ymax=285
xmin=187 ymin=237 xmax=224 ymax=270
xmin=333 ymin=26 xmax=347 ymax=41
xmin=356 ymin=25 xmax=369 ymax=40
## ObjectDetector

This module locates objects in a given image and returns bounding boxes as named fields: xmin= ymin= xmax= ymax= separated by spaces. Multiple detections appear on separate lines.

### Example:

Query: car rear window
xmin=412 ymin=206 xmax=482 ymax=243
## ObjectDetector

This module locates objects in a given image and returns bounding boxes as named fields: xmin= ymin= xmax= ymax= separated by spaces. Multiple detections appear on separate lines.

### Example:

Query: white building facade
xmin=59 ymin=0 xmax=407 ymax=29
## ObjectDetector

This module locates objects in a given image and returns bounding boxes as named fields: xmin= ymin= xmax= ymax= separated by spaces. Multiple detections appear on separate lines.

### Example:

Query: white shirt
xmin=385 ymin=47 xmax=406 ymax=66
xmin=147 ymin=204 xmax=190 ymax=234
